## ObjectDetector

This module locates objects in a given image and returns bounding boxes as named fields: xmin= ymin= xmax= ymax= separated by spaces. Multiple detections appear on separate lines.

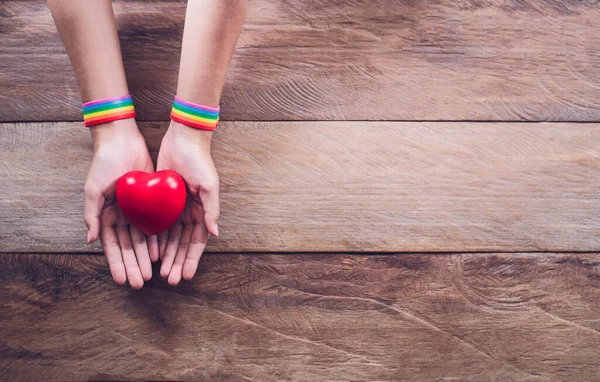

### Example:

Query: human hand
xmin=84 ymin=119 xmax=158 ymax=289
xmin=156 ymin=121 xmax=220 ymax=286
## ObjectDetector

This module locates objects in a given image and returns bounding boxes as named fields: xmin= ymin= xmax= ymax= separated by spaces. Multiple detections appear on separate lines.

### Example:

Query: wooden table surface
xmin=1 ymin=1 xmax=599 ymax=380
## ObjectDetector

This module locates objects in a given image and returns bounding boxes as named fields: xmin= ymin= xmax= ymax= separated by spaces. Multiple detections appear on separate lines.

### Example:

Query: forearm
xmin=47 ymin=0 xmax=129 ymax=101
xmin=48 ymin=0 xmax=139 ymax=146
xmin=176 ymin=0 xmax=248 ymax=107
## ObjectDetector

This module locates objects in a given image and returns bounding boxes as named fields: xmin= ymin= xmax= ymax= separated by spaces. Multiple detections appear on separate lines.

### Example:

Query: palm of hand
xmin=85 ymin=136 xmax=157 ymax=289
xmin=87 ymin=140 xmax=153 ymax=205
xmin=156 ymin=125 xmax=219 ymax=285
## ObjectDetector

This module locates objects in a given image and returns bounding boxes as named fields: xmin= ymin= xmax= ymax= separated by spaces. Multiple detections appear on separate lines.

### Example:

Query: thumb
xmin=84 ymin=184 xmax=105 ymax=243
xmin=199 ymin=178 xmax=220 ymax=237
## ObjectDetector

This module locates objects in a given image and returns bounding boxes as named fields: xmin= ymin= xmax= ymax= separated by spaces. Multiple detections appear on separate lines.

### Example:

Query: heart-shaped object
xmin=116 ymin=170 xmax=187 ymax=235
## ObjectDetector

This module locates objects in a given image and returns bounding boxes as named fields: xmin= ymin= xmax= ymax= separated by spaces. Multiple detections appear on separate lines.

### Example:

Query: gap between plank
xmin=3 ymin=250 xmax=599 ymax=256
xmin=2 ymin=119 xmax=600 ymax=124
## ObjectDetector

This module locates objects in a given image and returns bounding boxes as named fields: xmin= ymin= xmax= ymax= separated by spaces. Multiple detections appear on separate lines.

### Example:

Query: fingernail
xmin=214 ymin=224 xmax=219 ymax=237
xmin=87 ymin=231 xmax=92 ymax=244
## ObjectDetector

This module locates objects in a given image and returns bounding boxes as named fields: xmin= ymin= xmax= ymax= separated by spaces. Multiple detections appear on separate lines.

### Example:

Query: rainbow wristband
xmin=171 ymin=96 xmax=219 ymax=131
xmin=82 ymin=95 xmax=136 ymax=127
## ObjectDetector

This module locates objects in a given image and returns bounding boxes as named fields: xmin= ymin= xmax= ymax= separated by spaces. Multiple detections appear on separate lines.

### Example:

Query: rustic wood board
xmin=2 ymin=121 xmax=600 ymax=253
xmin=0 ymin=252 xmax=599 ymax=381
xmin=1 ymin=1 xmax=600 ymax=122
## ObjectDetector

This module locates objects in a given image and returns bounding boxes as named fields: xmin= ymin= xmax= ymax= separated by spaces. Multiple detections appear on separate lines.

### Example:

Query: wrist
xmin=167 ymin=120 xmax=214 ymax=148
xmin=90 ymin=119 xmax=144 ymax=152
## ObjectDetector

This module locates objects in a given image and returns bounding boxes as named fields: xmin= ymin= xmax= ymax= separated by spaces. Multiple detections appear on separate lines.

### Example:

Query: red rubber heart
xmin=116 ymin=170 xmax=186 ymax=235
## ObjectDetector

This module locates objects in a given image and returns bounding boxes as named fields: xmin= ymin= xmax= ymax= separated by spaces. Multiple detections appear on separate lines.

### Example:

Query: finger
xmin=168 ymin=224 xmax=193 ymax=286
xmin=129 ymin=225 xmax=152 ymax=282
xmin=84 ymin=184 xmax=105 ymax=243
xmin=183 ymin=222 xmax=210 ymax=281
xmin=160 ymin=222 xmax=183 ymax=279
xmin=99 ymin=224 xmax=126 ymax=285
xmin=147 ymin=234 xmax=159 ymax=263
xmin=158 ymin=230 xmax=169 ymax=261
xmin=115 ymin=223 xmax=145 ymax=290
xmin=199 ymin=179 xmax=220 ymax=237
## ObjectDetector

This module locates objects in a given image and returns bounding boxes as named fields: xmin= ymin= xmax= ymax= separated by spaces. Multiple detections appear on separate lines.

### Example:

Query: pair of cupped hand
xmin=84 ymin=119 xmax=219 ymax=289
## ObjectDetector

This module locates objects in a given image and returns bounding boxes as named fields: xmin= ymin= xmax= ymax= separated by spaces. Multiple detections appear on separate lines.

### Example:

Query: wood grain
xmin=1 ymin=1 xmax=600 ymax=122
xmin=2 ymin=121 xmax=600 ymax=253
xmin=0 ymin=252 xmax=599 ymax=381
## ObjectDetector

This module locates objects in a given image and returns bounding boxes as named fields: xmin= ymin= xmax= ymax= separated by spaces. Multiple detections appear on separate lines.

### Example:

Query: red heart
xmin=116 ymin=170 xmax=186 ymax=235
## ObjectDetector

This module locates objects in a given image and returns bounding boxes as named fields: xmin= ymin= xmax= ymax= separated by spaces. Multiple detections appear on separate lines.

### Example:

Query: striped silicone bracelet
xmin=82 ymin=95 xmax=136 ymax=127
xmin=170 ymin=96 xmax=219 ymax=131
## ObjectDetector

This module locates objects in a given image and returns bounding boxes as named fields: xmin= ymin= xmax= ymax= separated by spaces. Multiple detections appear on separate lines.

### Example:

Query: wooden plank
xmin=2 ymin=121 xmax=600 ymax=253
xmin=0 ymin=252 xmax=599 ymax=380
xmin=1 ymin=1 xmax=600 ymax=122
